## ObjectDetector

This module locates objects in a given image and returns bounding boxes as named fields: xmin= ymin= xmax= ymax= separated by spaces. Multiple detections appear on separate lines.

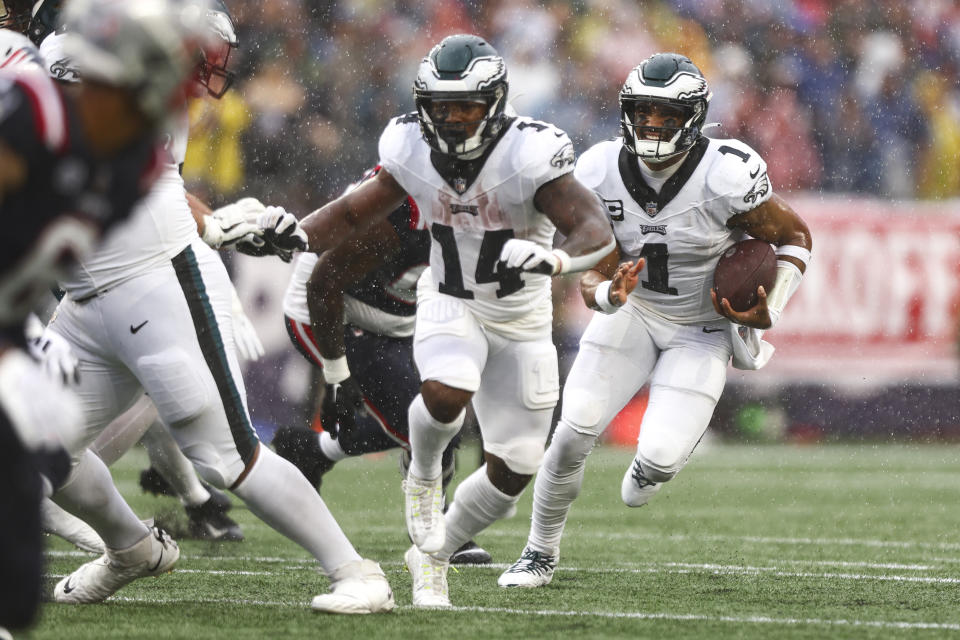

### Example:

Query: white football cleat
xmin=404 ymin=545 xmax=450 ymax=608
xmin=498 ymin=546 xmax=558 ymax=588
xmin=54 ymin=526 xmax=179 ymax=604
xmin=620 ymin=458 xmax=661 ymax=507
xmin=311 ymin=559 xmax=395 ymax=614
xmin=403 ymin=473 xmax=445 ymax=553
xmin=41 ymin=499 xmax=106 ymax=554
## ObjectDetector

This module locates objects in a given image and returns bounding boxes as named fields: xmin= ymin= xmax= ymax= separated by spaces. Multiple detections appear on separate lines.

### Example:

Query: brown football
xmin=712 ymin=239 xmax=777 ymax=312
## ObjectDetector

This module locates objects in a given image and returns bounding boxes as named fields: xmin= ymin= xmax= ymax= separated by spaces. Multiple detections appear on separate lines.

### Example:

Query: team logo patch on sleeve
xmin=743 ymin=172 xmax=770 ymax=204
xmin=550 ymin=142 xmax=575 ymax=169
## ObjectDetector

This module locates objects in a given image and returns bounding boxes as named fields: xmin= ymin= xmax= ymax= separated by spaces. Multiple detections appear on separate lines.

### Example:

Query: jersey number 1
xmin=639 ymin=243 xmax=678 ymax=295
xmin=431 ymin=224 xmax=525 ymax=299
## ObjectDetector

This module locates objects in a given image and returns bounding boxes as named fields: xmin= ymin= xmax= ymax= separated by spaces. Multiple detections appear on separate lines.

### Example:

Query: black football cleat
xmin=185 ymin=497 xmax=244 ymax=542
xmin=449 ymin=539 xmax=492 ymax=565
xmin=271 ymin=427 xmax=336 ymax=490
xmin=140 ymin=466 xmax=233 ymax=512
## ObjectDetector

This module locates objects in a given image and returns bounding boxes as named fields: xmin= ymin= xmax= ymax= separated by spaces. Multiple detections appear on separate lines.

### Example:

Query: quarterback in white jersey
xmin=500 ymin=53 xmax=813 ymax=588
xmin=300 ymin=34 xmax=615 ymax=607
xmin=41 ymin=2 xmax=394 ymax=614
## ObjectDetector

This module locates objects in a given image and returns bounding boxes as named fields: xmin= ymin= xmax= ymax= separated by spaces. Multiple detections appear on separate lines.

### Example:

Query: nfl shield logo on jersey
xmin=645 ymin=201 xmax=659 ymax=217
xmin=453 ymin=177 xmax=467 ymax=194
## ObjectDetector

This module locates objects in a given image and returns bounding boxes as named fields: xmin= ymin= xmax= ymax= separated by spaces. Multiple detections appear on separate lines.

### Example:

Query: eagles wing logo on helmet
xmin=413 ymin=34 xmax=509 ymax=160
xmin=619 ymin=52 xmax=712 ymax=160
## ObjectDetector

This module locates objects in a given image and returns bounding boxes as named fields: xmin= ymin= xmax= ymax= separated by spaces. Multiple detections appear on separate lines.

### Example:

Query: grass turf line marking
xmin=45 ymin=563 xmax=960 ymax=585
xmin=105 ymin=596 xmax=960 ymax=631
xmin=42 ymin=550 xmax=944 ymax=573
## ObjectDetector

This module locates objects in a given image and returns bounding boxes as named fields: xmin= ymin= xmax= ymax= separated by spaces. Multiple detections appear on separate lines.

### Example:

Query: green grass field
xmin=28 ymin=441 xmax=960 ymax=639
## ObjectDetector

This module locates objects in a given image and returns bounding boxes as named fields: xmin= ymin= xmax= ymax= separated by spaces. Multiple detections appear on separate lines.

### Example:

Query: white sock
xmin=318 ymin=431 xmax=347 ymax=462
xmin=51 ymin=449 xmax=149 ymax=549
xmin=89 ymin=394 xmax=158 ymax=466
xmin=528 ymin=422 xmax=597 ymax=554
xmin=408 ymin=394 xmax=463 ymax=481
xmin=141 ymin=421 xmax=210 ymax=507
xmin=232 ymin=445 xmax=361 ymax=576
xmin=439 ymin=466 xmax=519 ymax=561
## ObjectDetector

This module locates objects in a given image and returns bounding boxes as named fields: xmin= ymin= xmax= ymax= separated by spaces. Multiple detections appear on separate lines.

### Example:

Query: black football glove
xmin=320 ymin=376 xmax=364 ymax=437
xmin=236 ymin=206 xmax=308 ymax=262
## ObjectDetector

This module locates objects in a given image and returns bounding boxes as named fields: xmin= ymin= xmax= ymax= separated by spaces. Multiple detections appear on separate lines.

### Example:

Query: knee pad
xmin=178 ymin=441 xmax=239 ymax=489
xmin=561 ymin=387 xmax=605 ymax=432
xmin=620 ymin=458 xmax=664 ymax=507
xmin=137 ymin=348 xmax=212 ymax=424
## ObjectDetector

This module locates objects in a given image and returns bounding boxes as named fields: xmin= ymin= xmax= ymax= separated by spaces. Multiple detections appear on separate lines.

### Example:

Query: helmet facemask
xmin=415 ymin=86 xmax=506 ymax=159
xmin=1 ymin=0 xmax=32 ymax=33
xmin=194 ymin=3 xmax=236 ymax=99
xmin=621 ymin=95 xmax=705 ymax=160
xmin=196 ymin=38 xmax=235 ymax=98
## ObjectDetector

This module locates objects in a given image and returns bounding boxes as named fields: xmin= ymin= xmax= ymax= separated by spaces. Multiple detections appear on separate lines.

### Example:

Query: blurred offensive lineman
xmin=42 ymin=2 xmax=395 ymax=614
xmin=299 ymin=34 xmax=616 ymax=607
xmin=276 ymin=166 xmax=491 ymax=565
xmin=31 ymin=2 xmax=256 ymax=550
xmin=498 ymin=53 xmax=813 ymax=587
xmin=0 ymin=0 xmax=206 ymax=628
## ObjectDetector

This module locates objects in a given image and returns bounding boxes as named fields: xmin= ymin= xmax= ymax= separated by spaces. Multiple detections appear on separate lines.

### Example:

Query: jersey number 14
xmin=431 ymin=223 xmax=524 ymax=299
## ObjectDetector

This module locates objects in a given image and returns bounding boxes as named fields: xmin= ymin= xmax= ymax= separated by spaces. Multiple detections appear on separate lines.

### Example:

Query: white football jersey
xmin=574 ymin=136 xmax=772 ymax=324
xmin=378 ymin=113 xmax=575 ymax=334
xmin=59 ymin=110 xmax=198 ymax=297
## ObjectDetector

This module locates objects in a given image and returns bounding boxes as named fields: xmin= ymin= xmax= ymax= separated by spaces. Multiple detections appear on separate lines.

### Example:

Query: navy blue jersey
xmin=345 ymin=197 xmax=430 ymax=318
xmin=0 ymin=70 xmax=160 ymax=339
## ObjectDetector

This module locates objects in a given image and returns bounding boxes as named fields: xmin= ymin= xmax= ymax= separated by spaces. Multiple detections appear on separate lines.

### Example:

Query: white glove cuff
xmin=594 ymin=280 xmax=622 ymax=314
xmin=766 ymin=261 xmax=803 ymax=328
xmin=552 ymin=238 xmax=617 ymax=275
xmin=201 ymin=215 xmax=222 ymax=248
xmin=319 ymin=355 xmax=351 ymax=384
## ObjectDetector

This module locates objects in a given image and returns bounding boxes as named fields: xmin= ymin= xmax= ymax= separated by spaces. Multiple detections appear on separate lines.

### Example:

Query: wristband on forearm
xmin=319 ymin=355 xmax=350 ymax=384
xmin=552 ymin=238 xmax=617 ymax=275
xmin=593 ymin=280 xmax=622 ymax=314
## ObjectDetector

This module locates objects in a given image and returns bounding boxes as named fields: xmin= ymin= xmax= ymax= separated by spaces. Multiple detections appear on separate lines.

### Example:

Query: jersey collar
xmin=617 ymin=136 xmax=708 ymax=217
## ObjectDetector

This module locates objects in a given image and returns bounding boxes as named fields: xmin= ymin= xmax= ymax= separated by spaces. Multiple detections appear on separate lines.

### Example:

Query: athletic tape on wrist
xmin=594 ymin=280 xmax=622 ymax=314
xmin=766 ymin=261 xmax=803 ymax=327
xmin=319 ymin=355 xmax=350 ymax=384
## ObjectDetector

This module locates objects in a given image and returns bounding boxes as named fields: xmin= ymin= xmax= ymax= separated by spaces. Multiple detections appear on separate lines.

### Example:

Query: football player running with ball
xmin=499 ymin=53 xmax=812 ymax=588
xmin=299 ymin=34 xmax=615 ymax=607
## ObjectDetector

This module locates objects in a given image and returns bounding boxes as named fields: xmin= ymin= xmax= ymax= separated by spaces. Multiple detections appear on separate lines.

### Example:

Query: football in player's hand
xmin=712 ymin=239 xmax=776 ymax=312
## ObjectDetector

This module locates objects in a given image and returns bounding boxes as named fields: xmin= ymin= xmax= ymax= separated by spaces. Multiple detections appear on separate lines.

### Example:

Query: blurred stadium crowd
xmin=182 ymin=0 xmax=960 ymax=216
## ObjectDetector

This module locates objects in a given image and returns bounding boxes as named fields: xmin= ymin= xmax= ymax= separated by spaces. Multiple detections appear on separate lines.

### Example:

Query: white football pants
xmin=527 ymin=305 xmax=732 ymax=553
xmin=413 ymin=290 xmax=559 ymax=475
xmin=52 ymin=239 xmax=257 ymax=488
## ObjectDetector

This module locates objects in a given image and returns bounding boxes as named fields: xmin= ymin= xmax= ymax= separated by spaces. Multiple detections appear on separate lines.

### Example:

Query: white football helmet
xmin=413 ymin=33 xmax=508 ymax=160
xmin=39 ymin=32 xmax=77 ymax=82
xmin=195 ymin=0 xmax=237 ymax=98
xmin=0 ymin=27 xmax=43 ymax=70
xmin=61 ymin=0 xmax=215 ymax=122
xmin=620 ymin=53 xmax=712 ymax=160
